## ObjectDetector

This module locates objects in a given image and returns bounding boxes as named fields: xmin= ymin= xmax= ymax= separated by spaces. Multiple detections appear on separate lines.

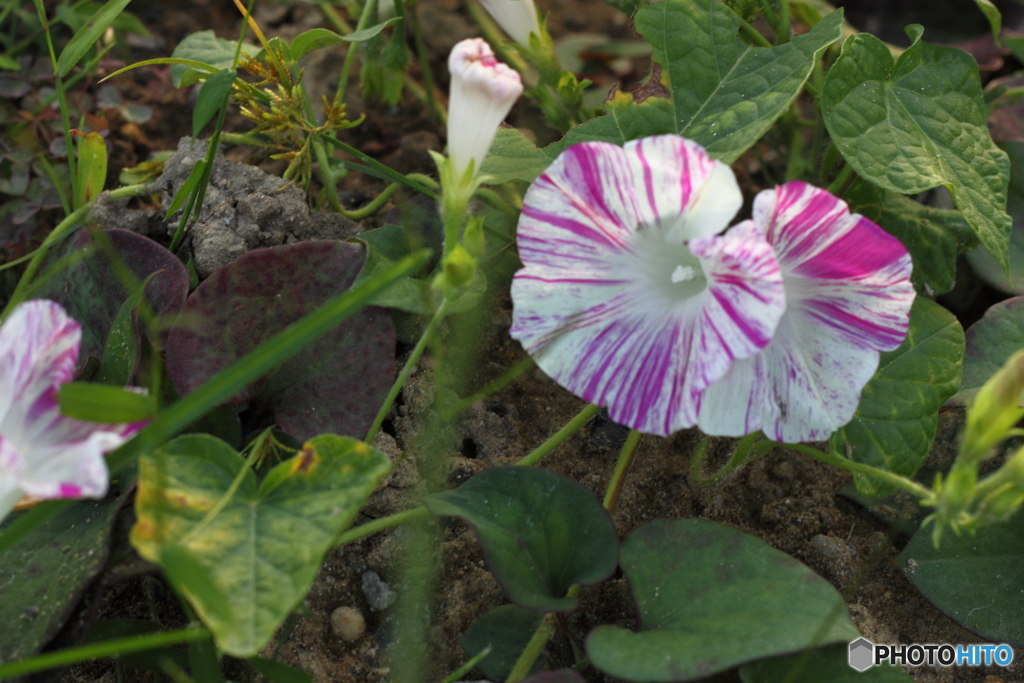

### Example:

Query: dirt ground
xmin=40 ymin=0 xmax=1024 ymax=681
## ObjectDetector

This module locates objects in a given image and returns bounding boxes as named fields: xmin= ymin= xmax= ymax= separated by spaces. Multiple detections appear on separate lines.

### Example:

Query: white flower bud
xmin=479 ymin=0 xmax=541 ymax=46
xmin=447 ymin=38 xmax=523 ymax=180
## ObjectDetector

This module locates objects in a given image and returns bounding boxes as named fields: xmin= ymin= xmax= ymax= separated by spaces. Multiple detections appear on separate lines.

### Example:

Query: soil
xmin=29 ymin=0 xmax=1024 ymax=682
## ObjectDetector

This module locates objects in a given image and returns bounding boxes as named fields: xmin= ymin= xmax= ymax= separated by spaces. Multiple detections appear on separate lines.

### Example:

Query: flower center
xmin=671 ymin=265 xmax=697 ymax=283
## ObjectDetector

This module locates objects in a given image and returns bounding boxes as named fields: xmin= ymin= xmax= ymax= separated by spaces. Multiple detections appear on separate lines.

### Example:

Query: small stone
xmin=331 ymin=606 xmax=366 ymax=642
xmin=807 ymin=534 xmax=855 ymax=584
xmin=362 ymin=570 xmax=397 ymax=611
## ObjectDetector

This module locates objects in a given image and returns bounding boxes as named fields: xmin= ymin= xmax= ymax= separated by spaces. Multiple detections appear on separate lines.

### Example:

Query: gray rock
xmin=362 ymin=570 xmax=397 ymax=611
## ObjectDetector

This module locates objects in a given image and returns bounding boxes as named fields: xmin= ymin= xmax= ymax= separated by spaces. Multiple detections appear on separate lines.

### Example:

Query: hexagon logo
xmin=849 ymin=637 xmax=874 ymax=672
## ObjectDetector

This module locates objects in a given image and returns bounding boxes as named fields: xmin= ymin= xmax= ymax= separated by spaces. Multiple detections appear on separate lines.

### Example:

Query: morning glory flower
xmin=0 ymin=300 xmax=144 ymax=521
xmin=510 ymin=135 xmax=787 ymax=437
xmin=447 ymin=38 xmax=523 ymax=181
xmin=479 ymin=0 xmax=541 ymax=47
xmin=697 ymin=181 xmax=915 ymax=442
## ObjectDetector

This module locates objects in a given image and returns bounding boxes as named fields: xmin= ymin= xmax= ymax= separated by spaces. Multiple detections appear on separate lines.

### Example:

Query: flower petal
xmin=0 ymin=299 xmax=80 ymax=427
xmin=512 ymin=194 xmax=784 ymax=436
xmin=698 ymin=182 xmax=915 ymax=441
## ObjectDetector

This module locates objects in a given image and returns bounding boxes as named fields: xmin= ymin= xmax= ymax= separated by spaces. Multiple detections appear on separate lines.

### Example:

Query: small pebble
xmin=331 ymin=606 xmax=366 ymax=642
xmin=362 ymin=570 xmax=397 ymax=611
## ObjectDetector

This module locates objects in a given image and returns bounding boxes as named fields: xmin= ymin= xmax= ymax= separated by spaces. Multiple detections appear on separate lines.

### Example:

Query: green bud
xmin=975 ymin=483 xmax=1024 ymax=524
xmin=940 ymin=466 xmax=977 ymax=516
xmin=440 ymin=244 xmax=477 ymax=291
xmin=961 ymin=349 xmax=1024 ymax=462
xmin=463 ymin=216 xmax=485 ymax=257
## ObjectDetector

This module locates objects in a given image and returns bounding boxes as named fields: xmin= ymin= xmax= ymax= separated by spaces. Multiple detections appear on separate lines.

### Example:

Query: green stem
xmin=439 ymin=355 xmax=535 ymax=420
xmin=603 ymin=429 xmax=641 ymax=512
xmin=826 ymin=163 xmax=854 ymax=196
xmin=336 ymin=0 xmax=378 ymax=101
xmin=776 ymin=0 xmax=791 ymax=44
xmin=690 ymin=432 xmax=763 ymax=486
xmin=321 ymin=135 xmax=439 ymax=199
xmin=515 ymin=403 xmax=601 ymax=468
xmin=782 ymin=442 xmax=932 ymax=498
xmin=341 ymin=180 xmax=401 ymax=220
xmin=441 ymin=645 xmax=493 ymax=683
xmin=335 ymin=505 xmax=431 ymax=546
xmin=0 ymin=627 xmax=210 ymax=679
xmin=506 ymin=616 xmax=557 ymax=682
xmin=365 ymin=299 xmax=450 ymax=443
xmin=735 ymin=13 xmax=773 ymax=48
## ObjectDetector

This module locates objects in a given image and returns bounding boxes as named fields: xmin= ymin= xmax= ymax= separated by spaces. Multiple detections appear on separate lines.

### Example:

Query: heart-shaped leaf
xmin=586 ymin=519 xmax=859 ymax=682
xmin=830 ymin=299 xmax=964 ymax=497
xmin=33 ymin=228 xmax=189 ymax=373
xmin=740 ymin=644 xmax=913 ymax=682
xmin=130 ymin=433 xmax=390 ymax=657
xmin=898 ymin=510 xmax=1024 ymax=647
xmin=822 ymin=27 xmax=1012 ymax=270
xmin=170 ymin=30 xmax=258 ymax=87
xmin=165 ymin=241 xmax=395 ymax=441
xmin=952 ymin=296 xmax=1024 ymax=407
xmin=423 ymin=467 xmax=618 ymax=612
xmin=0 ymin=495 xmax=127 ymax=663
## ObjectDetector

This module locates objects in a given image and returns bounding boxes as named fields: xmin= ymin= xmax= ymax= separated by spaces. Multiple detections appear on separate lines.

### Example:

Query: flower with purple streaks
xmin=0 ymin=300 xmax=145 ymax=521
xmin=698 ymin=181 xmax=915 ymax=442
xmin=510 ymin=135 xmax=787 ymax=437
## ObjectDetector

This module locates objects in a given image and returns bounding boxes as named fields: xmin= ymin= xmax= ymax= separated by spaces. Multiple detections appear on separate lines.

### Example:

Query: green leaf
xmin=459 ymin=605 xmax=545 ymax=681
xmin=170 ymin=30 xmax=257 ymax=88
xmin=423 ymin=467 xmax=618 ymax=612
xmin=130 ymin=434 xmax=391 ymax=657
xmin=830 ymin=299 xmax=964 ymax=497
xmin=290 ymin=19 xmax=401 ymax=61
xmin=59 ymin=382 xmax=157 ymax=422
xmin=821 ymin=28 xmax=1013 ymax=271
xmin=481 ymin=128 xmax=556 ymax=184
xmin=740 ymin=644 xmax=913 ymax=682
xmin=586 ymin=519 xmax=859 ymax=682
xmin=350 ymin=224 xmax=432 ymax=314
xmin=972 ymin=0 xmax=1002 ymax=44
xmin=967 ymin=141 xmax=1024 ymax=294
xmin=598 ymin=0 xmax=639 ymax=13
xmin=56 ymin=0 xmax=132 ymax=76
xmin=192 ymin=68 xmax=235 ymax=138
xmin=951 ymin=296 xmax=1024 ymax=407
xmin=74 ymin=130 xmax=107 ymax=207
xmin=550 ymin=2 xmax=843 ymax=164
xmin=898 ymin=510 xmax=1024 ymax=647
xmin=0 ymin=498 xmax=127 ymax=663
xmin=94 ymin=273 xmax=155 ymax=385
xmin=165 ymin=158 xmax=207 ymax=220
xmin=847 ymin=181 xmax=978 ymax=296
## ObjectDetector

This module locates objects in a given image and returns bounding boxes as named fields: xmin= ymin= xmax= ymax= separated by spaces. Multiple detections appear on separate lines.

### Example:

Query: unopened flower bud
xmin=962 ymin=349 xmax=1024 ymax=461
xmin=463 ymin=215 xmax=485 ymax=257
xmin=438 ymin=244 xmax=477 ymax=292
xmin=479 ymin=0 xmax=541 ymax=46
xmin=447 ymin=38 xmax=523 ymax=181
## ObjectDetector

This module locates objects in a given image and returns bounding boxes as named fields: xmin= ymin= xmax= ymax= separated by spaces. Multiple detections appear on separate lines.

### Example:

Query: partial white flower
xmin=479 ymin=0 xmax=541 ymax=46
xmin=697 ymin=181 xmax=915 ymax=442
xmin=447 ymin=38 xmax=523 ymax=180
xmin=0 ymin=300 xmax=145 ymax=521
xmin=510 ymin=135 xmax=787 ymax=437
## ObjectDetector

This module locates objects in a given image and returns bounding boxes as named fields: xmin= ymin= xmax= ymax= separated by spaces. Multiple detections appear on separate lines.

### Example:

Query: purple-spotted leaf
xmin=423 ymin=467 xmax=618 ymax=612
xmin=33 ymin=228 xmax=189 ymax=373
xmin=164 ymin=241 xmax=395 ymax=440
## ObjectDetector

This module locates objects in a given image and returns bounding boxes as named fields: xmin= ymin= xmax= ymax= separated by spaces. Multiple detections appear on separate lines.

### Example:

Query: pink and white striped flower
xmin=697 ymin=182 xmax=915 ymax=442
xmin=510 ymin=135 xmax=787 ymax=437
xmin=0 ymin=300 xmax=144 ymax=521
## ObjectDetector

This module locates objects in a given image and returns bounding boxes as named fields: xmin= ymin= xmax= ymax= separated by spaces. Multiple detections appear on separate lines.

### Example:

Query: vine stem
xmin=365 ymin=298 xmax=450 ymax=443
xmin=336 ymin=402 xmax=602 ymax=547
xmin=506 ymin=614 xmax=558 ymax=682
xmin=603 ymin=429 xmax=642 ymax=512
xmin=826 ymin=163 xmax=854 ymax=196
xmin=781 ymin=442 xmax=932 ymax=499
